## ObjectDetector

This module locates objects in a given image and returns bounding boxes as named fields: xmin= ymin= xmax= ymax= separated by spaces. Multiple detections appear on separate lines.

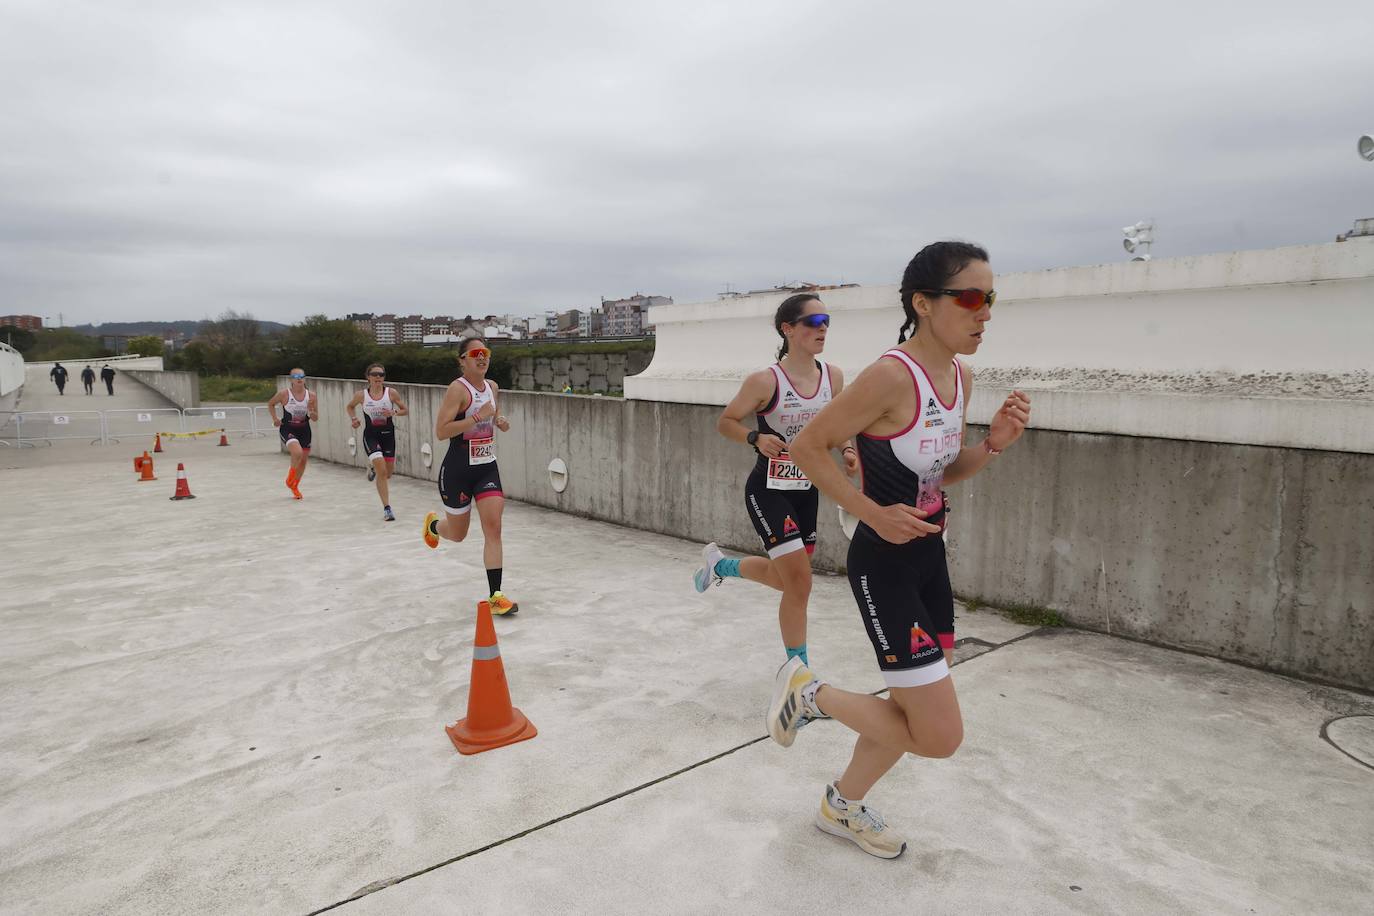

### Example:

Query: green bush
xmin=199 ymin=375 xmax=278 ymax=402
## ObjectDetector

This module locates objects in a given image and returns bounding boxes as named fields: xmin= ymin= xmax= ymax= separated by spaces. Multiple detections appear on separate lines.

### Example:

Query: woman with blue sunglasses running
xmin=693 ymin=293 xmax=856 ymax=670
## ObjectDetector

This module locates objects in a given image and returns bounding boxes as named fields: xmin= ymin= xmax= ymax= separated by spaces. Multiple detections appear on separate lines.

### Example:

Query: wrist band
xmin=982 ymin=439 xmax=1003 ymax=456
xmin=842 ymin=446 xmax=857 ymax=454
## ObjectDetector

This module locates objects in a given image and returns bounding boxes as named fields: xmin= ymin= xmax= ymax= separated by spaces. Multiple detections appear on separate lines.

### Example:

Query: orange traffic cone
xmin=169 ymin=463 xmax=196 ymax=500
xmin=217 ymin=429 xmax=230 ymax=447
xmin=153 ymin=433 xmax=164 ymax=453
xmin=446 ymin=600 xmax=537 ymax=755
xmin=136 ymin=452 xmax=157 ymax=481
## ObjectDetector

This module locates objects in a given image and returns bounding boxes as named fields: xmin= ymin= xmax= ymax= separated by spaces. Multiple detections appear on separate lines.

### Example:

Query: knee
xmin=910 ymin=723 xmax=963 ymax=759
xmin=481 ymin=518 xmax=502 ymax=539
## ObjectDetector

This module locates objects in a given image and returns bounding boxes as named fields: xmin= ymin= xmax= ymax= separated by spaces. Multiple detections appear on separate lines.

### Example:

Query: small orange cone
xmin=169 ymin=462 xmax=196 ymax=500
xmin=153 ymin=433 xmax=164 ymax=453
xmin=446 ymin=600 xmax=537 ymax=755
xmin=217 ymin=429 xmax=230 ymax=447
xmin=136 ymin=452 xmax=157 ymax=481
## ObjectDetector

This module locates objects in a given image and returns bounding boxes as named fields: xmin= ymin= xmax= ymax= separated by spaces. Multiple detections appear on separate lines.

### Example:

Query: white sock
xmin=828 ymin=782 xmax=859 ymax=810
xmin=801 ymin=679 xmax=824 ymax=719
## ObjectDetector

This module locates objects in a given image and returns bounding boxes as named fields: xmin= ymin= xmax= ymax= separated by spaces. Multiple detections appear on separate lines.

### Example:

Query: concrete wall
xmin=1 ymin=342 xmax=23 ymax=398
xmin=296 ymin=374 xmax=1374 ymax=693
xmin=512 ymin=349 xmax=654 ymax=394
xmin=627 ymin=239 xmax=1374 ymax=412
xmin=123 ymin=369 xmax=200 ymax=409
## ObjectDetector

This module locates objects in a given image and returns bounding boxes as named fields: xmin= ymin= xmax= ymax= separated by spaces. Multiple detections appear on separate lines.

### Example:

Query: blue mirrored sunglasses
xmin=290 ymin=373 xmax=305 ymax=379
xmin=793 ymin=313 xmax=830 ymax=329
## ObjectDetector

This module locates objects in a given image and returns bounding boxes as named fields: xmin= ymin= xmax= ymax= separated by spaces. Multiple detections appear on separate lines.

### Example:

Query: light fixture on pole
xmin=1122 ymin=220 xmax=1155 ymax=261
xmin=1359 ymin=134 xmax=1374 ymax=162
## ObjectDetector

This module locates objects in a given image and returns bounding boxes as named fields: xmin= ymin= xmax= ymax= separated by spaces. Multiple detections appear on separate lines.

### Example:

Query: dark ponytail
xmin=774 ymin=293 xmax=820 ymax=360
xmin=897 ymin=241 xmax=989 ymax=342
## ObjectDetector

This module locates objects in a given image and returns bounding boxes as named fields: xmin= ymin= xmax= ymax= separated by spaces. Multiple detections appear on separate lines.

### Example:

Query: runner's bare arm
xmin=491 ymin=382 xmax=510 ymax=432
xmin=434 ymin=382 xmax=473 ymax=441
xmin=717 ymin=369 xmax=784 ymax=456
xmin=345 ymin=391 xmax=363 ymax=428
xmin=792 ymin=360 xmax=941 ymax=543
xmin=942 ymin=364 xmax=1030 ymax=484
xmin=266 ymin=390 xmax=285 ymax=425
xmin=390 ymin=389 xmax=408 ymax=416
xmin=829 ymin=364 xmax=858 ymax=474
xmin=307 ymin=392 xmax=319 ymax=422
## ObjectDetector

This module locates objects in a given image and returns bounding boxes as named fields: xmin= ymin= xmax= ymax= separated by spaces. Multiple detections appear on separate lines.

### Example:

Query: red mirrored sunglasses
xmin=918 ymin=288 xmax=996 ymax=309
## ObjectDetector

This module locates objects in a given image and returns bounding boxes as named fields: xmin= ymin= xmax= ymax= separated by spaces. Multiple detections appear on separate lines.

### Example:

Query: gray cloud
xmin=1 ymin=0 xmax=1370 ymax=324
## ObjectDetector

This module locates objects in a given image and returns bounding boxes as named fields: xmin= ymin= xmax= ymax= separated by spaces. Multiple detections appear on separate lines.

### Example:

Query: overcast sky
xmin=2 ymin=0 xmax=1370 ymax=326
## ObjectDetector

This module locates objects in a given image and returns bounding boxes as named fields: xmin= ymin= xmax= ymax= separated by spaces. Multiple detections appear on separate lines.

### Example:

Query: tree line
xmin=8 ymin=311 xmax=648 ymax=388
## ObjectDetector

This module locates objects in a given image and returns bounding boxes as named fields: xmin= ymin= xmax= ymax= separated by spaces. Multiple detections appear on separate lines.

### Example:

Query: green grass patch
xmin=1002 ymin=604 xmax=1066 ymax=628
xmin=199 ymin=375 xmax=276 ymax=402
xmin=956 ymin=594 xmax=1065 ymax=627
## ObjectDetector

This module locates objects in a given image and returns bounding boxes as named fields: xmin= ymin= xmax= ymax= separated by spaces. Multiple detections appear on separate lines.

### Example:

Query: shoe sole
xmin=492 ymin=606 xmax=519 ymax=616
xmin=814 ymin=812 xmax=906 ymax=859
xmin=422 ymin=512 xmax=439 ymax=549
xmin=766 ymin=656 xmax=805 ymax=748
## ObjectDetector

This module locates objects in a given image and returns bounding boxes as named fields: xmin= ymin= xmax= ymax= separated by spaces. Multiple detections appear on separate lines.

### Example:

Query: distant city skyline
xmin=2 ymin=1 xmax=1370 ymax=326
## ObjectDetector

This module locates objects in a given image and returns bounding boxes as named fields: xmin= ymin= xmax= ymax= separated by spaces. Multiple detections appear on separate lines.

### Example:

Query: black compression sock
xmin=487 ymin=567 xmax=502 ymax=596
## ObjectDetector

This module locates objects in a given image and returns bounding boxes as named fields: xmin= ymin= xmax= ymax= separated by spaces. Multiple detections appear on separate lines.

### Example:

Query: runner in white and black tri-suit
xmin=768 ymin=241 xmax=1032 ymax=860
xmin=346 ymin=363 xmax=409 ymax=522
xmin=421 ymin=338 xmax=520 ymax=616
xmin=692 ymin=293 xmax=857 ymax=670
xmin=266 ymin=368 xmax=317 ymax=500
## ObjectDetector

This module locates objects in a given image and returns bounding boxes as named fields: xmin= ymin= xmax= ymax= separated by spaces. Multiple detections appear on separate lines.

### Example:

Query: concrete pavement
xmin=1 ymin=440 xmax=1371 ymax=915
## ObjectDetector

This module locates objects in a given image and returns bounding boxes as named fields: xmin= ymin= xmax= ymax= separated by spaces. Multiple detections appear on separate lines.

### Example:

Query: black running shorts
xmin=362 ymin=424 xmax=395 ymax=461
xmin=744 ymin=466 xmax=818 ymax=559
xmin=846 ymin=524 xmax=955 ymax=688
xmin=438 ymin=457 xmax=503 ymax=516
xmin=280 ymin=421 xmax=312 ymax=451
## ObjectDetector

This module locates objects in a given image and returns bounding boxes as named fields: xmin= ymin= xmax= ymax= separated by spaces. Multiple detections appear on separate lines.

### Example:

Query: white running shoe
xmin=693 ymin=541 xmax=726 ymax=593
xmin=815 ymin=784 xmax=907 ymax=859
xmin=767 ymin=656 xmax=818 ymax=748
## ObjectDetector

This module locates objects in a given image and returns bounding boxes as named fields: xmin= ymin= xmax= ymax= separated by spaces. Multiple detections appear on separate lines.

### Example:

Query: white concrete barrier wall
xmin=627 ymin=240 xmax=1374 ymax=453
xmin=0 ymin=342 xmax=23 ymax=399
xmin=122 ymin=370 xmax=200 ymax=409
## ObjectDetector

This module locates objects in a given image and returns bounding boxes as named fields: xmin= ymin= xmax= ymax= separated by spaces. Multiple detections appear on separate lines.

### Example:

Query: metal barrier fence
xmin=184 ymin=405 xmax=259 ymax=436
xmin=103 ymin=408 xmax=185 ymax=443
xmin=2 ymin=410 xmax=106 ymax=446
xmin=0 ymin=406 xmax=282 ymax=446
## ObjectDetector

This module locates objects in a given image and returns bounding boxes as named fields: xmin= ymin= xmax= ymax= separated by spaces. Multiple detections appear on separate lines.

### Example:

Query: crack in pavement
xmin=306 ymin=627 xmax=1047 ymax=915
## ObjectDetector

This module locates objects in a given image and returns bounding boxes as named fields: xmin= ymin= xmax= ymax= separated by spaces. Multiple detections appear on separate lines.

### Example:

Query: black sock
xmin=487 ymin=567 xmax=502 ymax=596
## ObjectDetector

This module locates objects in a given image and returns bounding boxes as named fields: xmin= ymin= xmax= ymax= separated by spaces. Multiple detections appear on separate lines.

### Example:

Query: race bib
xmin=469 ymin=437 xmax=495 ymax=465
xmin=766 ymin=452 xmax=810 ymax=490
xmin=370 ymin=414 xmax=388 ymax=426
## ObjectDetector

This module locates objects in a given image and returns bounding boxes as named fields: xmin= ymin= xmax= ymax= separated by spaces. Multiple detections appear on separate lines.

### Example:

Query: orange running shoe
xmin=490 ymin=592 xmax=519 ymax=616
xmin=422 ymin=511 xmax=440 ymax=549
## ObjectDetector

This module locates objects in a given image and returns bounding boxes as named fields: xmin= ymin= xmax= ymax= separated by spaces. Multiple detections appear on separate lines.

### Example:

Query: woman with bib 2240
xmin=346 ymin=362 xmax=409 ymax=522
xmin=422 ymin=338 xmax=519 ymax=616
xmin=694 ymin=293 xmax=857 ymax=669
